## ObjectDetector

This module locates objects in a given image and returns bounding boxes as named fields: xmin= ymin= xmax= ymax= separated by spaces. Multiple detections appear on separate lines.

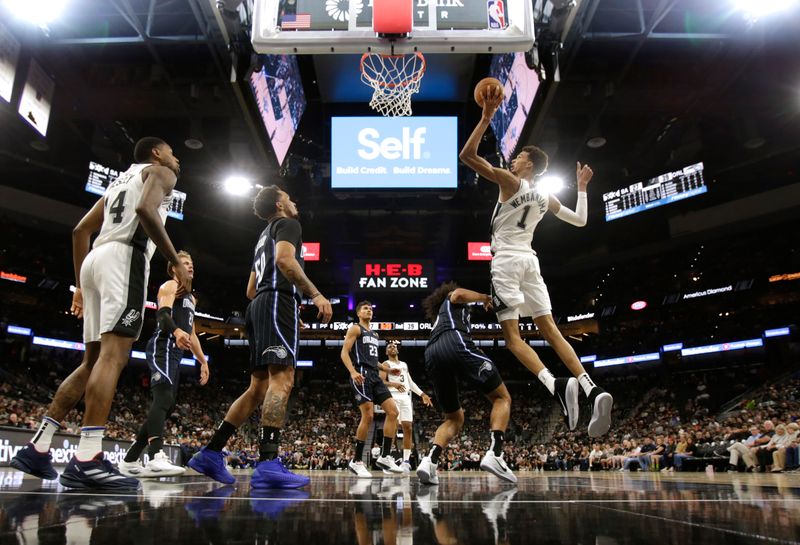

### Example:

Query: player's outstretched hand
xmin=313 ymin=294 xmax=333 ymax=323
xmin=394 ymin=383 xmax=407 ymax=393
xmin=351 ymin=371 xmax=365 ymax=386
xmin=421 ymin=393 xmax=433 ymax=407
xmin=483 ymin=293 xmax=493 ymax=312
xmin=577 ymin=161 xmax=594 ymax=190
xmin=71 ymin=288 xmax=84 ymax=319
xmin=481 ymin=87 xmax=503 ymax=120
xmin=199 ymin=362 xmax=209 ymax=385
xmin=173 ymin=261 xmax=192 ymax=296
xmin=174 ymin=328 xmax=192 ymax=351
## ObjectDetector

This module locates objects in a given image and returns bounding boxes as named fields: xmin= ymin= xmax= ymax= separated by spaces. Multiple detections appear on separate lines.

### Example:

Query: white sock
xmin=577 ymin=373 xmax=596 ymax=397
xmin=537 ymin=368 xmax=556 ymax=395
xmin=403 ymin=449 xmax=412 ymax=462
xmin=76 ymin=427 xmax=105 ymax=461
xmin=31 ymin=416 xmax=61 ymax=454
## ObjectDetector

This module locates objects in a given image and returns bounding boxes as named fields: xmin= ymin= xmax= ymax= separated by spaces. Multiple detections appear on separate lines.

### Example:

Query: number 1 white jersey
xmin=93 ymin=163 xmax=171 ymax=261
xmin=490 ymin=178 xmax=549 ymax=255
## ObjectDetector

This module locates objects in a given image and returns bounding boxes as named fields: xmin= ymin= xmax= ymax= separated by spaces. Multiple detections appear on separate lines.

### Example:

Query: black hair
xmin=133 ymin=137 xmax=167 ymax=163
xmin=253 ymin=185 xmax=281 ymax=220
xmin=521 ymin=145 xmax=549 ymax=177
xmin=422 ymin=281 xmax=458 ymax=322
xmin=356 ymin=300 xmax=372 ymax=312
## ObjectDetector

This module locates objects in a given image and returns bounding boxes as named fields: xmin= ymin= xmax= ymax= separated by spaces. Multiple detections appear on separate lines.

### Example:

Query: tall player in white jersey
xmin=379 ymin=341 xmax=433 ymax=472
xmin=10 ymin=137 xmax=190 ymax=490
xmin=459 ymin=87 xmax=613 ymax=438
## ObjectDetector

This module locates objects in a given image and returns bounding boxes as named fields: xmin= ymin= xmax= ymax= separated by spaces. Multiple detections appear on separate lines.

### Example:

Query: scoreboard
xmin=86 ymin=161 xmax=187 ymax=220
xmin=603 ymin=162 xmax=707 ymax=222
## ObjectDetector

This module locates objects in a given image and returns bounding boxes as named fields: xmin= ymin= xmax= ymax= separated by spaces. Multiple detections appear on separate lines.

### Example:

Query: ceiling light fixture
xmin=223 ymin=176 xmax=252 ymax=196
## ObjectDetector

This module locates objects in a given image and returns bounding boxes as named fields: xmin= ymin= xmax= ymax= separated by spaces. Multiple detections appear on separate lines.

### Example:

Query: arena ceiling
xmin=1 ymin=0 xmax=799 ymax=288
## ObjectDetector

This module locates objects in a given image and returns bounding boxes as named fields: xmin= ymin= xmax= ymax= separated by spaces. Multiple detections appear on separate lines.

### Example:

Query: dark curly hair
xmin=253 ymin=185 xmax=281 ymax=220
xmin=521 ymin=145 xmax=548 ymax=177
xmin=422 ymin=281 xmax=459 ymax=322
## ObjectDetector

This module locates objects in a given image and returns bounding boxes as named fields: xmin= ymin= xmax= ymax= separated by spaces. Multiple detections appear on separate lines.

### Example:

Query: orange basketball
xmin=474 ymin=77 xmax=503 ymax=107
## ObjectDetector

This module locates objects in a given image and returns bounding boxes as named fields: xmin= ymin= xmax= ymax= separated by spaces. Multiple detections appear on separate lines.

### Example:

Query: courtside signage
xmin=331 ymin=117 xmax=457 ymax=189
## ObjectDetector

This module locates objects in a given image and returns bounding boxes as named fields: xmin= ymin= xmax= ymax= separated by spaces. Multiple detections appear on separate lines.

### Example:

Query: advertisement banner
xmin=0 ymin=427 xmax=181 ymax=467
xmin=467 ymin=242 xmax=493 ymax=261
xmin=352 ymin=259 xmax=435 ymax=291
xmin=332 ymin=117 xmax=457 ymax=189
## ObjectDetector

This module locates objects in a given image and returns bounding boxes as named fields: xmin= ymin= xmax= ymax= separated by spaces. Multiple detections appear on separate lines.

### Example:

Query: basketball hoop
xmin=360 ymin=52 xmax=426 ymax=117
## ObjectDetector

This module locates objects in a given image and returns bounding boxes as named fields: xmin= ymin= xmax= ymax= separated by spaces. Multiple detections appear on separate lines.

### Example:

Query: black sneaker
xmin=587 ymin=386 xmax=613 ymax=437
xmin=10 ymin=443 xmax=58 ymax=480
xmin=553 ymin=377 xmax=579 ymax=431
xmin=59 ymin=453 xmax=139 ymax=491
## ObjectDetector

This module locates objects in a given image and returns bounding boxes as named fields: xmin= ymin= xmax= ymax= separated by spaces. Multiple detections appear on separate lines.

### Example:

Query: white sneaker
xmin=416 ymin=456 xmax=439 ymax=485
xmin=348 ymin=460 xmax=373 ymax=478
xmin=376 ymin=455 xmax=403 ymax=474
xmin=118 ymin=459 xmax=146 ymax=477
xmin=399 ymin=461 xmax=412 ymax=474
xmin=587 ymin=387 xmax=614 ymax=438
xmin=480 ymin=451 xmax=517 ymax=484
xmin=142 ymin=451 xmax=186 ymax=478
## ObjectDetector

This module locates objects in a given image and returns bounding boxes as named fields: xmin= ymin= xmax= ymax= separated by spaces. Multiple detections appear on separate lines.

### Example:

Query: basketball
xmin=474 ymin=77 xmax=504 ymax=107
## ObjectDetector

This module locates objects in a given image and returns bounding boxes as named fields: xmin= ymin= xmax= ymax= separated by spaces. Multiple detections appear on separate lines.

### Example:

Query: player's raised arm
xmin=548 ymin=162 xmax=593 ymax=227
xmin=459 ymin=88 xmax=519 ymax=199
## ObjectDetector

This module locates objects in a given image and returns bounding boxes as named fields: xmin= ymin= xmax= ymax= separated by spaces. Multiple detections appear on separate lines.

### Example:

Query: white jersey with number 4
xmin=386 ymin=360 xmax=412 ymax=398
xmin=490 ymin=178 xmax=549 ymax=255
xmin=93 ymin=163 xmax=171 ymax=261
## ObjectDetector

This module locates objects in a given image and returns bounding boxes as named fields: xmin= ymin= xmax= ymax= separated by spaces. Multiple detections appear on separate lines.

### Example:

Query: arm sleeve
xmin=554 ymin=192 xmax=588 ymax=227
xmin=274 ymin=218 xmax=302 ymax=246
xmin=156 ymin=306 xmax=178 ymax=333
xmin=406 ymin=372 xmax=424 ymax=396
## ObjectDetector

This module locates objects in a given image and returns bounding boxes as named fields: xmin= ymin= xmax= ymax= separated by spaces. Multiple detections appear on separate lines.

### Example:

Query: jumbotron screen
xmin=603 ymin=162 xmax=707 ymax=222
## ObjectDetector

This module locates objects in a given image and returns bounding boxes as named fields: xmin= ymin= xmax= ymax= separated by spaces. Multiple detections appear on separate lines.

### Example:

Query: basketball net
xmin=360 ymin=52 xmax=426 ymax=117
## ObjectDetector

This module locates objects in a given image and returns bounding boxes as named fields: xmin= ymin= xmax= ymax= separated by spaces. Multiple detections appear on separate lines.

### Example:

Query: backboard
xmin=252 ymin=0 xmax=534 ymax=55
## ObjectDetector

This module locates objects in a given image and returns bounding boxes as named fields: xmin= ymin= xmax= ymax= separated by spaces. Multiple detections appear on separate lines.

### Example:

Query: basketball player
xmin=341 ymin=301 xmax=404 ymax=477
xmin=188 ymin=185 xmax=332 ymax=489
xmin=459 ymin=86 xmax=613 ymax=437
xmin=118 ymin=251 xmax=208 ymax=477
xmin=417 ymin=282 xmax=516 ymax=485
xmin=379 ymin=341 xmax=433 ymax=472
xmin=10 ymin=137 xmax=189 ymax=490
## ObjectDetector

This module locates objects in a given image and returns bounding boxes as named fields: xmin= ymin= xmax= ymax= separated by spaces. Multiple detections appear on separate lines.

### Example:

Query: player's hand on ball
xmin=174 ymin=328 xmax=192 ymax=351
xmin=71 ymin=288 xmax=84 ymax=319
xmin=481 ymin=87 xmax=503 ymax=119
xmin=313 ymin=294 xmax=333 ymax=323
xmin=576 ymin=162 xmax=594 ymax=190
xmin=422 ymin=393 xmax=433 ymax=407
xmin=351 ymin=371 xmax=365 ymax=385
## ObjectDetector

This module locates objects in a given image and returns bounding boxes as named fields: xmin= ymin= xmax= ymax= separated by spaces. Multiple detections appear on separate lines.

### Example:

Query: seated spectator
xmin=589 ymin=443 xmax=604 ymax=470
xmin=660 ymin=435 xmax=676 ymax=472
xmin=673 ymin=435 xmax=696 ymax=471
xmin=727 ymin=425 xmax=760 ymax=472
xmin=649 ymin=436 xmax=665 ymax=471
xmin=638 ymin=437 xmax=657 ymax=471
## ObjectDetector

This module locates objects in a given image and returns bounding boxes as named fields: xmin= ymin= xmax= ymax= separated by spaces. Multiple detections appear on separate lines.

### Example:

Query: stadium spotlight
xmin=3 ymin=0 xmax=68 ymax=26
xmin=223 ymin=176 xmax=252 ymax=196
xmin=537 ymin=175 xmax=564 ymax=194
xmin=734 ymin=0 xmax=798 ymax=20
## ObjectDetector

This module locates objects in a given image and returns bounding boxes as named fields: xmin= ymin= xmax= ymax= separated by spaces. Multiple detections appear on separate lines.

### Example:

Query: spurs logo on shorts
xmin=121 ymin=309 xmax=141 ymax=327
xmin=263 ymin=345 xmax=288 ymax=360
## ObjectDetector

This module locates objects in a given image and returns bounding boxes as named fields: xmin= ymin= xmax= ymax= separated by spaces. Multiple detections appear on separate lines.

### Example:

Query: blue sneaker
xmin=59 ymin=454 xmax=139 ymax=491
xmin=250 ymin=488 xmax=310 ymax=518
xmin=251 ymin=459 xmax=310 ymax=489
xmin=185 ymin=486 xmax=236 ymax=524
xmin=10 ymin=443 xmax=58 ymax=480
xmin=187 ymin=447 xmax=236 ymax=485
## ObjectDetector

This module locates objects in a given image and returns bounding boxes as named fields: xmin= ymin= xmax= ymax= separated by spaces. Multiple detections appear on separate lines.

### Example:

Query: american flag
xmin=281 ymin=13 xmax=311 ymax=29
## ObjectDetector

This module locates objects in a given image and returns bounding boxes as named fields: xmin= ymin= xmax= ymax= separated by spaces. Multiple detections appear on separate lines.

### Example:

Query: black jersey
xmin=147 ymin=291 xmax=195 ymax=352
xmin=429 ymin=297 xmax=472 ymax=344
xmin=252 ymin=218 xmax=304 ymax=300
xmin=351 ymin=324 xmax=380 ymax=370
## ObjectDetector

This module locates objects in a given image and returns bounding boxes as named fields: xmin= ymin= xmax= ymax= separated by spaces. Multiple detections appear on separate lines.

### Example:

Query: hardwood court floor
xmin=1 ymin=468 xmax=798 ymax=544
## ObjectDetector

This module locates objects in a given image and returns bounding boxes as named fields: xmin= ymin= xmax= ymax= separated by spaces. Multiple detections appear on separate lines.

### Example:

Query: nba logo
xmin=487 ymin=0 xmax=506 ymax=30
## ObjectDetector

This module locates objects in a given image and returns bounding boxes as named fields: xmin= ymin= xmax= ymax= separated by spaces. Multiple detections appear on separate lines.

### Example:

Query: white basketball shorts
xmin=490 ymin=252 xmax=552 ymax=322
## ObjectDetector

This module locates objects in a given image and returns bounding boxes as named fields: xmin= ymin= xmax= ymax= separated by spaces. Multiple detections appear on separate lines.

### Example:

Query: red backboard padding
xmin=373 ymin=0 xmax=413 ymax=35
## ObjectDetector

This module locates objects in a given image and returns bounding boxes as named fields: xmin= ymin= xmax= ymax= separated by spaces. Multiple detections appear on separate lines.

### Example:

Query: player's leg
xmin=374 ymin=375 xmax=402 ymax=473
xmin=400 ymin=418 xmax=414 ymax=471
xmin=142 ymin=384 xmax=184 ymax=476
xmin=472 ymin=365 xmax=516 ymax=483
xmin=119 ymin=420 xmax=149 ymax=476
xmin=348 ymin=401 xmax=375 ymax=478
xmin=10 ymin=341 xmax=100 ymax=480
xmin=251 ymin=364 xmax=309 ymax=489
xmin=189 ymin=371 xmax=268 ymax=484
